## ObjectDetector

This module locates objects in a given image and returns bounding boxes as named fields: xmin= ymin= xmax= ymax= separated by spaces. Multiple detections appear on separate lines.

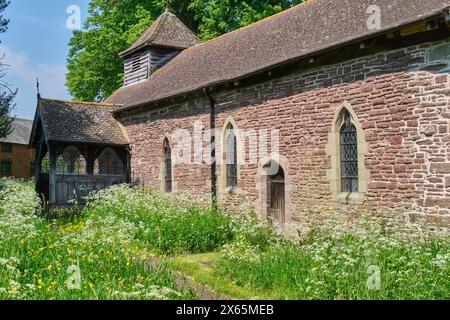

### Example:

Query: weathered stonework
xmin=119 ymin=39 xmax=450 ymax=226
xmin=325 ymin=101 xmax=370 ymax=205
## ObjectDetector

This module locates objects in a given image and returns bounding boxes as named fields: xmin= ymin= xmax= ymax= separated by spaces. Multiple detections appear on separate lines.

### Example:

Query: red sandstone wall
xmin=120 ymin=40 xmax=450 ymax=222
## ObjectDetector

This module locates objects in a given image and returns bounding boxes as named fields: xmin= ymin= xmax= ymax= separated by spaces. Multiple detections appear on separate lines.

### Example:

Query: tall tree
xmin=0 ymin=0 xmax=15 ymax=139
xmin=67 ymin=0 xmax=304 ymax=102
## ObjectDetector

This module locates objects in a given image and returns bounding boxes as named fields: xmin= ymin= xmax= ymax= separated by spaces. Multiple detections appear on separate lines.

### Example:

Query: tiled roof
xmin=38 ymin=99 xmax=129 ymax=145
xmin=0 ymin=118 xmax=33 ymax=145
xmin=107 ymin=0 xmax=450 ymax=111
xmin=120 ymin=11 xmax=200 ymax=56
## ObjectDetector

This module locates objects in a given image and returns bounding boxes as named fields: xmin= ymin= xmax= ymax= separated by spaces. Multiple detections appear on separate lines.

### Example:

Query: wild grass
xmin=0 ymin=179 xmax=195 ymax=300
xmin=216 ymin=209 xmax=450 ymax=300
xmin=0 ymin=179 xmax=448 ymax=300
xmin=83 ymin=186 xmax=234 ymax=255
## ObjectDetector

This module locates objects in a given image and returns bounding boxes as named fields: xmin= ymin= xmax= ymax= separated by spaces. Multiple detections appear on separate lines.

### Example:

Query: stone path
xmin=143 ymin=256 xmax=230 ymax=300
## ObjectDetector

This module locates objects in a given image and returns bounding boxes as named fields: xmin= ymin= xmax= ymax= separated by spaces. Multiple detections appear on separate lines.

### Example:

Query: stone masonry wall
xmin=120 ymin=39 xmax=450 ymax=225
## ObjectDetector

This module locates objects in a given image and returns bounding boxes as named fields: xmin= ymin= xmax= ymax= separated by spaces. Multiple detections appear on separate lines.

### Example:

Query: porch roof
xmin=35 ymin=98 xmax=129 ymax=146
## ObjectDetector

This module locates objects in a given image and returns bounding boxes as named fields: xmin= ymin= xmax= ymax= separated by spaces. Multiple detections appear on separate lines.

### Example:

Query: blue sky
xmin=0 ymin=0 xmax=90 ymax=120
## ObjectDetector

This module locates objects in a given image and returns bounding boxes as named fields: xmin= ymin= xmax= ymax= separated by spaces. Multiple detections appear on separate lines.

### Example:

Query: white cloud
xmin=0 ymin=45 xmax=69 ymax=99
xmin=0 ymin=45 xmax=70 ymax=118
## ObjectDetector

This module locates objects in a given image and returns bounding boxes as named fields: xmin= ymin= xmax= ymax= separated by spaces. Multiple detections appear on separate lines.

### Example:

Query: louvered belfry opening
xmin=164 ymin=138 xmax=173 ymax=193
xmin=226 ymin=124 xmax=238 ymax=188
xmin=123 ymin=50 xmax=150 ymax=87
xmin=340 ymin=110 xmax=359 ymax=193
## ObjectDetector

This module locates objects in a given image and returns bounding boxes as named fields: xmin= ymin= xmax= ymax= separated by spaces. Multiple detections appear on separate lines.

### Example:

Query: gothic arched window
xmin=340 ymin=110 xmax=359 ymax=193
xmin=226 ymin=123 xmax=238 ymax=188
xmin=163 ymin=138 xmax=173 ymax=193
xmin=94 ymin=148 xmax=123 ymax=175
xmin=56 ymin=146 xmax=86 ymax=175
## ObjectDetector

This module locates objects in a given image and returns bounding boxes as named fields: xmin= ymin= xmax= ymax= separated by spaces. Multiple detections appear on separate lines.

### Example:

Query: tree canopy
xmin=0 ymin=0 xmax=15 ymax=139
xmin=66 ymin=0 xmax=304 ymax=102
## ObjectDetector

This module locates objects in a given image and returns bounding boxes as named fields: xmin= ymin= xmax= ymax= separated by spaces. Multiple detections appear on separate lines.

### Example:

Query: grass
xmin=167 ymin=253 xmax=272 ymax=300
xmin=0 ymin=179 xmax=448 ymax=300
xmin=82 ymin=185 xmax=234 ymax=255
xmin=0 ymin=180 xmax=196 ymax=300
xmin=214 ymin=212 xmax=450 ymax=300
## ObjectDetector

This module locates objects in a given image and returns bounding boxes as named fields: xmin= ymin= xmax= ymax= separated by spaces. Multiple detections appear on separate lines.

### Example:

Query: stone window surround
xmin=326 ymin=102 xmax=370 ymax=204
xmin=218 ymin=116 xmax=244 ymax=195
xmin=159 ymin=137 xmax=176 ymax=192
xmin=255 ymin=153 xmax=293 ymax=225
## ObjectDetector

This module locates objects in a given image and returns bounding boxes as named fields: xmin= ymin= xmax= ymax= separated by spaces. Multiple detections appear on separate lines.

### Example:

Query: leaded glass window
xmin=164 ymin=139 xmax=172 ymax=193
xmin=1 ymin=143 xmax=12 ymax=153
xmin=0 ymin=161 xmax=12 ymax=176
xmin=340 ymin=110 xmax=359 ymax=193
xmin=226 ymin=124 xmax=237 ymax=188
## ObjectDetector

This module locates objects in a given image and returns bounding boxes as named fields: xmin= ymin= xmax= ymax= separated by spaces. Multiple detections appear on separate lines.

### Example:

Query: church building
xmin=30 ymin=0 xmax=450 ymax=226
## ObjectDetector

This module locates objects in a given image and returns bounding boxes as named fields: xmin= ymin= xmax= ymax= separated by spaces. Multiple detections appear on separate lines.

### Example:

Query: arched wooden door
xmin=265 ymin=162 xmax=285 ymax=225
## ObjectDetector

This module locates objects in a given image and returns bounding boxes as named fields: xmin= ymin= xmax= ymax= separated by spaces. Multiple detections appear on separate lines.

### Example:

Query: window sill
xmin=336 ymin=192 xmax=366 ymax=205
xmin=225 ymin=186 xmax=244 ymax=195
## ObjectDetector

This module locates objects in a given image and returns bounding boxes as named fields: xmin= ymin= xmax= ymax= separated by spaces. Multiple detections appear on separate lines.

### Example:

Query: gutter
xmin=203 ymin=87 xmax=217 ymax=208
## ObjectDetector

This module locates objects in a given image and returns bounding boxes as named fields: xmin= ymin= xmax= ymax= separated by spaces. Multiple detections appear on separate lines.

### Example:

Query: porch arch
xmin=94 ymin=147 xmax=124 ymax=175
xmin=56 ymin=145 xmax=86 ymax=175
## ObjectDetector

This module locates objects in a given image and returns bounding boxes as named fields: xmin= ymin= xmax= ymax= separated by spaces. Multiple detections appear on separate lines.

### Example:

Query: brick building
xmin=31 ymin=0 xmax=450 ymax=225
xmin=0 ymin=118 xmax=35 ymax=179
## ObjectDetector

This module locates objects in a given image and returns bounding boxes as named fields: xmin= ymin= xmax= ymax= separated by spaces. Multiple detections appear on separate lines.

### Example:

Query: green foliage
xmin=83 ymin=185 xmax=234 ymax=255
xmin=0 ymin=90 xmax=16 ymax=139
xmin=66 ymin=0 xmax=304 ymax=101
xmin=189 ymin=0 xmax=302 ymax=41
xmin=0 ymin=180 xmax=195 ymax=300
xmin=0 ymin=178 xmax=40 ymax=218
xmin=217 ymin=211 xmax=450 ymax=300
xmin=1 ymin=181 xmax=448 ymax=300
xmin=0 ymin=0 xmax=15 ymax=139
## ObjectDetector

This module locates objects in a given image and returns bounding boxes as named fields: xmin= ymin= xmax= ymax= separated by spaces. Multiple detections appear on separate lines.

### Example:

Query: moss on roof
xmin=120 ymin=11 xmax=200 ymax=57
xmin=37 ymin=98 xmax=129 ymax=146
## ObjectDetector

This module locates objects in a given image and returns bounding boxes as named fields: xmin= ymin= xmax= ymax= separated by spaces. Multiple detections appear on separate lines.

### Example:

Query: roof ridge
xmin=121 ymin=11 xmax=199 ymax=56
xmin=36 ymin=99 xmax=130 ymax=146
xmin=108 ymin=0 xmax=450 ymax=110
xmin=147 ymin=12 xmax=166 ymax=43
xmin=12 ymin=117 xmax=33 ymax=122
xmin=40 ymin=98 xmax=119 ymax=107
xmin=186 ymin=0 xmax=316 ymax=51
xmin=119 ymin=1 xmax=314 ymax=89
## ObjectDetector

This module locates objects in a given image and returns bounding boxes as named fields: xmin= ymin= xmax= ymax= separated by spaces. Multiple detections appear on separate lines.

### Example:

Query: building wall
xmin=122 ymin=99 xmax=212 ymax=194
xmin=0 ymin=143 xmax=35 ymax=179
xmin=120 ymin=39 xmax=450 ymax=225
